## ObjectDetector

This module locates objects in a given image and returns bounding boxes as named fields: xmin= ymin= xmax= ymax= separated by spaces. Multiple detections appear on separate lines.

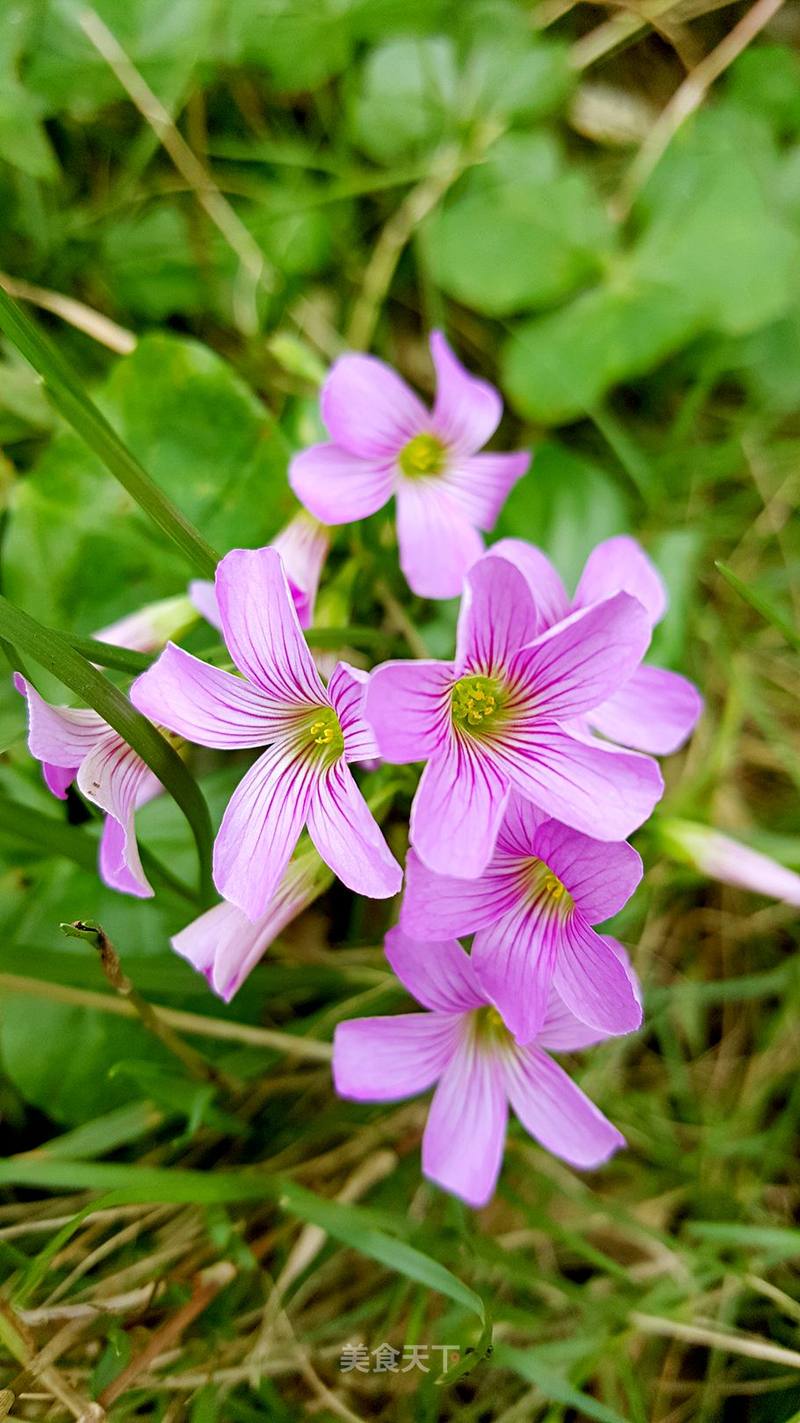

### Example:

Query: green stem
xmin=0 ymin=285 xmax=219 ymax=578
xmin=0 ymin=593 xmax=213 ymax=901
xmin=62 ymin=633 xmax=153 ymax=674
xmin=716 ymin=561 xmax=800 ymax=652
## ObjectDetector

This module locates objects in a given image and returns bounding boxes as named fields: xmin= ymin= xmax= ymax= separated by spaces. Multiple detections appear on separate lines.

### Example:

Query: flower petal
xmin=189 ymin=579 xmax=223 ymax=631
xmin=213 ymin=739 xmax=317 ymax=920
xmin=271 ymin=512 xmax=330 ymax=629
xmin=384 ymin=926 xmax=484 ymax=1014
xmin=444 ymin=452 xmax=530 ymax=531
xmin=400 ymin=847 xmax=515 ymax=941
xmin=333 ymin=1013 xmax=459 ymax=1101
xmin=131 ymin=643 xmax=285 ymax=747
xmin=99 ymin=815 xmax=152 ymax=899
xmin=289 ymin=442 xmax=395 ymax=524
xmin=508 ymin=592 xmax=651 ymax=721
xmin=531 ymin=819 xmax=642 ymax=923
xmin=589 ymin=665 xmax=703 ymax=755
xmin=365 ymin=659 xmax=454 ymax=763
xmin=553 ymin=914 xmax=642 ymax=1035
xmin=455 ymin=552 xmax=539 ymax=675
xmin=328 ymin=662 xmax=379 ymax=762
xmin=15 ymin=673 xmax=105 ymax=772
xmin=489 ymin=539 xmax=570 ymax=632
xmin=574 ymin=535 xmax=666 ymax=626
xmin=503 ymin=1044 xmax=624 ymax=1168
xmin=664 ymin=820 xmax=800 ymax=906
xmin=422 ymin=1029 xmax=508 ymax=1207
xmin=495 ymin=792 xmax=549 ymax=856
xmin=429 ymin=329 xmax=502 ymax=455
xmin=215 ymin=547 xmax=325 ymax=707
xmin=489 ymin=725 xmax=663 ymax=841
xmin=472 ymin=900 xmax=561 ymax=1045
xmin=306 ymin=758 xmax=401 ymax=899
xmin=410 ymin=734 xmax=510 ymax=879
xmin=77 ymin=731 xmax=157 ymax=898
xmin=43 ymin=764 xmax=76 ymax=799
xmin=321 ymin=353 xmax=428 ymax=457
xmin=395 ymin=478 xmax=484 ymax=599
xmin=538 ymin=937 xmax=641 ymax=1051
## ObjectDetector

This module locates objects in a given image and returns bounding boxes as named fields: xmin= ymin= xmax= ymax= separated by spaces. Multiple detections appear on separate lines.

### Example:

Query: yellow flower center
xmin=398 ymin=432 xmax=446 ymax=478
xmin=519 ymin=859 xmax=573 ymax=911
xmin=472 ymin=1003 xmax=512 ymax=1047
xmin=306 ymin=706 xmax=344 ymax=761
xmin=451 ymin=675 xmax=504 ymax=731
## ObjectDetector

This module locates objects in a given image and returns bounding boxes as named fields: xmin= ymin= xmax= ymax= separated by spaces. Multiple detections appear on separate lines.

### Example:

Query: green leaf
xmin=0 ymin=594 xmax=213 ymax=893
xmin=494 ymin=1343 xmax=631 ymax=1423
xmin=348 ymin=37 xmax=459 ymax=164
xmin=716 ymin=561 xmax=800 ymax=651
xmin=726 ymin=44 xmax=800 ymax=139
xmin=427 ymin=133 xmax=613 ymax=316
xmin=0 ymin=287 xmax=219 ymax=578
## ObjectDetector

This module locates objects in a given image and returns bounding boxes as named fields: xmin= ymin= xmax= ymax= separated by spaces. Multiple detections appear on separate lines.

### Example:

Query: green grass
xmin=0 ymin=1 xmax=799 ymax=1419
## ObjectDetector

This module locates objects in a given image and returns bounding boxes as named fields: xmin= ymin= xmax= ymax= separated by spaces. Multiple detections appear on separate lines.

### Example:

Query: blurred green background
xmin=0 ymin=1 xmax=799 ymax=1419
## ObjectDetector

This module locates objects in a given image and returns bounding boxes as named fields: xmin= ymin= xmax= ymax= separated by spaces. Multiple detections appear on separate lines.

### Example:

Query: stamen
xmin=398 ymin=433 xmax=446 ymax=478
xmin=305 ymin=706 xmax=344 ymax=760
xmin=451 ymin=675 xmax=504 ymax=732
xmin=519 ymin=858 xmax=573 ymax=911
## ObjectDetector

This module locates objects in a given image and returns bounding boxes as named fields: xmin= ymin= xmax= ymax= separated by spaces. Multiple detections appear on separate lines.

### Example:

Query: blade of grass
xmin=716 ymin=561 xmax=800 ymax=652
xmin=0 ymin=593 xmax=213 ymax=899
xmin=62 ymin=634 xmax=154 ymax=674
xmin=0 ymin=284 xmax=219 ymax=578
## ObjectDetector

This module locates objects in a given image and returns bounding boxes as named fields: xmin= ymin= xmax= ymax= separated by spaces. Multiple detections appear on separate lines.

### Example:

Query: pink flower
xmin=494 ymin=535 xmax=703 ymax=755
xmin=189 ymin=512 xmax=330 ymax=634
xmin=14 ymin=673 xmax=159 ymax=898
xmin=131 ymin=547 xmax=401 ymax=921
xmin=289 ymin=331 xmax=530 ymax=599
xmin=173 ymin=839 xmax=333 ymax=1001
xmin=94 ymin=594 xmax=198 ymax=655
xmin=365 ymin=550 xmax=663 ymax=880
xmin=401 ymin=795 xmax=642 ymax=1043
xmin=333 ymin=928 xmax=627 ymax=1208
xmin=661 ymin=818 xmax=800 ymax=906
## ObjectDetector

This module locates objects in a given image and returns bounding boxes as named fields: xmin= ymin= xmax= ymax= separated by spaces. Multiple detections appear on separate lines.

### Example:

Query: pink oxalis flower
xmin=365 ymin=550 xmax=664 ymax=880
xmin=190 ymin=511 xmax=330 ymax=634
xmin=662 ymin=818 xmax=800 ymax=906
xmin=172 ymin=838 xmax=332 ymax=1002
xmin=401 ymin=795 xmax=642 ymax=1043
xmin=14 ymin=673 xmax=159 ymax=898
xmin=131 ymin=547 xmax=401 ymax=921
xmin=289 ymin=331 xmax=530 ymax=599
xmin=334 ymin=928 xmax=628 ymax=1208
xmin=494 ymin=535 xmax=703 ymax=755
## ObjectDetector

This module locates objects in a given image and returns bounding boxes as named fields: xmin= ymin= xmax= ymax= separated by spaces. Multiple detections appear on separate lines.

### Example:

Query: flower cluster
xmin=26 ymin=329 xmax=797 ymax=1207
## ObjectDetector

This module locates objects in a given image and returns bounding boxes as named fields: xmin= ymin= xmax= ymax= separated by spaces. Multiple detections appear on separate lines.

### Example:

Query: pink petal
xmin=365 ymin=659 xmax=454 ymax=763
xmin=429 ymin=329 xmax=502 ymax=456
xmin=188 ymin=578 xmax=222 ymax=631
xmin=489 ymin=725 xmax=663 ymax=841
xmin=306 ymin=758 xmax=401 ymax=899
xmin=508 ymin=592 xmax=651 ymax=721
xmin=43 ymin=764 xmax=76 ymax=799
xmin=455 ymin=552 xmax=539 ymax=674
xmin=422 ymin=1029 xmax=508 ymax=1207
xmin=271 ymin=512 xmax=330 ymax=628
xmin=173 ymin=846 xmax=328 ymax=1000
xmin=589 ymin=665 xmax=703 ymax=755
xmin=327 ymin=662 xmax=379 ymax=763
xmin=574 ymin=535 xmax=667 ymax=626
xmin=321 ymin=353 xmax=428 ymax=457
xmin=664 ymin=820 xmax=800 ymax=906
xmin=395 ymin=478 xmax=484 ymax=599
xmin=410 ymin=734 xmax=510 ymax=879
xmin=384 ymin=926 xmax=484 ymax=1014
xmin=99 ymin=814 xmax=153 ymax=899
xmin=333 ymin=1013 xmax=460 ymax=1101
xmin=553 ymin=914 xmax=642 ymax=1035
xmin=15 ymin=673 xmax=105 ymax=774
xmin=289 ymin=443 xmax=395 ymax=524
xmin=444 ymin=452 xmax=530 ymax=531
xmin=489 ymin=539 xmax=570 ymax=633
xmin=503 ymin=1044 xmax=625 ymax=1169
xmin=215 ymin=547 xmax=325 ymax=707
xmin=77 ymin=731 xmax=157 ymax=898
xmin=531 ymin=819 xmax=642 ymax=923
xmin=472 ymin=900 xmax=561 ymax=1045
xmin=538 ymin=937 xmax=642 ymax=1051
xmin=495 ymin=792 xmax=549 ymax=856
xmin=400 ymin=847 xmax=516 ymax=942
xmin=131 ymin=643 xmax=287 ymax=747
xmin=213 ymin=738 xmax=318 ymax=921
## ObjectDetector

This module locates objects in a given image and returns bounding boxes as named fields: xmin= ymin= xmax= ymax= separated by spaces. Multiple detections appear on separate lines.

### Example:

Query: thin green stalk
xmin=716 ymin=561 xmax=800 ymax=652
xmin=0 ymin=285 xmax=219 ymax=578
xmin=0 ymin=593 xmax=213 ymax=900
xmin=62 ymin=633 xmax=153 ymax=674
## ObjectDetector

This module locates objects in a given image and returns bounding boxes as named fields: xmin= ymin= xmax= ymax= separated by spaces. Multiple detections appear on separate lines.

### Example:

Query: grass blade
xmin=716 ymin=561 xmax=800 ymax=652
xmin=0 ymin=284 xmax=219 ymax=578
